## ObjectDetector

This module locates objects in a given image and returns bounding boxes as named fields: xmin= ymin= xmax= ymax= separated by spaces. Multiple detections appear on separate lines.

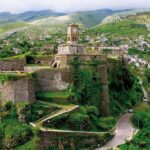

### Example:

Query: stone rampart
xmin=35 ymin=68 xmax=72 ymax=92
xmin=0 ymin=78 xmax=35 ymax=103
xmin=37 ymin=131 xmax=113 ymax=150
xmin=0 ymin=59 xmax=25 ymax=71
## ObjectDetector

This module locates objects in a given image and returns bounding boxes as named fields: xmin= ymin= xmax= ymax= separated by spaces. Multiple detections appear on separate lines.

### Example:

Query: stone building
xmin=52 ymin=23 xmax=109 ymax=116
xmin=57 ymin=24 xmax=84 ymax=54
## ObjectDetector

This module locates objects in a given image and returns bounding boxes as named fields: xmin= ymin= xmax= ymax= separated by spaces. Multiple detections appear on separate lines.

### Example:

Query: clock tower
xmin=67 ymin=23 xmax=79 ymax=44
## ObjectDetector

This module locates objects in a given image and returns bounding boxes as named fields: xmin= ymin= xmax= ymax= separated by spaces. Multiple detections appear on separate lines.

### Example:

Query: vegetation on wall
xmin=109 ymin=64 xmax=143 ymax=116
xmin=69 ymin=58 xmax=103 ymax=113
xmin=0 ymin=72 xmax=34 ymax=85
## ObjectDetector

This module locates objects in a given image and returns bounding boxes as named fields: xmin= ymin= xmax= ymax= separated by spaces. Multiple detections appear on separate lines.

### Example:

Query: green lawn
xmin=36 ymin=91 xmax=70 ymax=100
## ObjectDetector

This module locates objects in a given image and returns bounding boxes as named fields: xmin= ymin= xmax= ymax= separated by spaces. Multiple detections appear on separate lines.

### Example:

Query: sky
xmin=0 ymin=0 xmax=150 ymax=13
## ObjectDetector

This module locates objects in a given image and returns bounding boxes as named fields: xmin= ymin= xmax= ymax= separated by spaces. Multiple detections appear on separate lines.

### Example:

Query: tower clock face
xmin=72 ymin=28 xmax=77 ymax=33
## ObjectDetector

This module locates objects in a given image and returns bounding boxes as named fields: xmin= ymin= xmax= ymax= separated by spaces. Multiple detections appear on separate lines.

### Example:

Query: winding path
xmin=96 ymin=113 xmax=137 ymax=150
xmin=30 ymin=101 xmax=79 ymax=128
xmin=97 ymin=78 xmax=149 ymax=150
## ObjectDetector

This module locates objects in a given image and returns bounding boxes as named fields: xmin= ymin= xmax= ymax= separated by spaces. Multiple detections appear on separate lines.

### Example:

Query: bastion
xmin=0 ymin=73 xmax=35 ymax=103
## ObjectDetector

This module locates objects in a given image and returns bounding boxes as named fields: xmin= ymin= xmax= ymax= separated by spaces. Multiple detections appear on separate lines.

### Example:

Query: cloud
xmin=0 ymin=0 xmax=150 ymax=13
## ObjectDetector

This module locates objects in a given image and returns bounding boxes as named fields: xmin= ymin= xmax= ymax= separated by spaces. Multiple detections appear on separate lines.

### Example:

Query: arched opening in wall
xmin=26 ymin=55 xmax=34 ymax=64
xmin=53 ymin=63 xmax=57 ymax=68
xmin=37 ymin=61 xmax=41 ymax=64
xmin=12 ymin=68 xmax=14 ymax=71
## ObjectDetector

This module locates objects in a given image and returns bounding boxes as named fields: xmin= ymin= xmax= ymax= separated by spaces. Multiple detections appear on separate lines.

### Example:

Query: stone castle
xmin=0 ymin=24 xmax=115 ymax=115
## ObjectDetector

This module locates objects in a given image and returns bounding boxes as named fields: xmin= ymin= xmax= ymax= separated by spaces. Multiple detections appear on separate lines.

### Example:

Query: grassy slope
xmin=88 ymin=20 xmax=149 ymax=37
xmin=101 ymin=9 xmax=150 ymax=24
xmin=28 ymin=9 xmax=113 ymax=32
xmin=0 ymin=10 xmax=150 ymax=35
xmin=0 ymin=22 xmax=28 ymax=34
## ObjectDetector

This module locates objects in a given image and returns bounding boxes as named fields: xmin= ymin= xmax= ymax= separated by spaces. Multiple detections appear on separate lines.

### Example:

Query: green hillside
xmin=0 ymin=9 xmax=150 ymax=36
xmin=69 ymin=9 xmax=113 ymax=28
xmin=28 ymin=9 xmax=113 ymax=32
xmin=88 ymin=20 xmax=149 ymax=37
xmin=0 ymin=22 xmax=28 ymax=34
xmin=101 ymin=9 xmax=150 ymax=24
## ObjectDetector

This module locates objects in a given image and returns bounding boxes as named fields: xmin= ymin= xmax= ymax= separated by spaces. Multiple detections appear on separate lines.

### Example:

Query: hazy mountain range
xmin=0 ymin=10 xmax=65 ymax=22
xmin=0 ymin=8 xmax=150 ymax=36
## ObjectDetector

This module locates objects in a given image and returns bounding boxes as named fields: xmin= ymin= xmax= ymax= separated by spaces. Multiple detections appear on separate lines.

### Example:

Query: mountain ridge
xmin=0 ymin=8 xmax=150 ymax=36
xmin=0 ymin=10 xmax=66 ymax=23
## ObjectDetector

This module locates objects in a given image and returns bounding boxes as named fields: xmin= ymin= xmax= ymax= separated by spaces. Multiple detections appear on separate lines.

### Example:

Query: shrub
xmin=4 ymin=101 xmax=13 ymax=111
xmin=68 ymin=113 xmax=92 ymax=131
xmin=132 ymin=104 xmax=150 ymax=129
xmin=4 ymin=123 xmax=32 ymax=148
xmin=44 ymin=113 xmax=69 ymax=128
xmin=87 ymin=106 xmax=99 ymax=117
xmin=120 ymin=105 xmax=150 ymax=149
xmin=0 ymin=124 xmax=4 ymax=147
xmin=97 ymin=117 xmax=116 ymax=131
xmin=16 ymin=102 xmax=31 ymax=122
xmin=109 ymin=65 xmax=143 ymax=116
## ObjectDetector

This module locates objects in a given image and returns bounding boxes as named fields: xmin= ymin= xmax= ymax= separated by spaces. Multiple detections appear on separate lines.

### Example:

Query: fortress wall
xmin=0 ymin=79 xmax=35 ymax=103
xmin=97 ymin=64 xmax=109 ymax=116
xmin=54 ymin=54 xmax=107 ymax=69
xmin=33 ymin=56 xmax=54 ymax=66
xmin=0 ymin=59 xmax=25 ymax=71
xmin=101 ymin=84 xmax=109 ymax=116
xmin=65 ymin=54 xmax=107 ymax=62
xmin=35 ymin=62 xmax=109 ymax=115
xmin=14 ymin=79 xmax=35 ymax=103
xmin=35 ymin=69 xmax=72 ymax=92
xmin=107 ymin=58 xmax=122 ymax=71
xmin=37 ymin=131 xmax=113 ymax=150
xmin=0 ymin=82 xmax=14 ymax=102
xmin=98 ymin=65 xmax=108 ymax=85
